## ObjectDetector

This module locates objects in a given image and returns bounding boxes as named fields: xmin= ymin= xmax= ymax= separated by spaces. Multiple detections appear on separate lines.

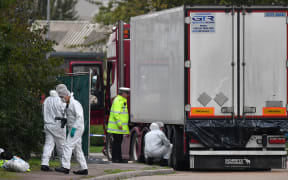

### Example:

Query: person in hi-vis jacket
xmin=107 ymin=87 xmax=130 ymax=163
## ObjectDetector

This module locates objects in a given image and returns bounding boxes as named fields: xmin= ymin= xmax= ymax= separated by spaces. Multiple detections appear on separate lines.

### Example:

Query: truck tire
xmin=138 ymin=129 xmax=148 ymax=163
xmin=171 ymin=126 xmax=189 ymax=170
xmin=105 ymin=133 xmax=113 ymax=161
xmin=166 ymin=126 xmax=174 ymax=167
xmin=130 ymin=132 xmax=140 ymax=162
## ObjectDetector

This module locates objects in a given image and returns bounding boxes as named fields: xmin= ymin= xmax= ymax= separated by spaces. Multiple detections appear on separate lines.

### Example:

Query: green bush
xmin=90 ymin=125 xmax=105 ymax=146
xmin=0 ymin=89 xmax=44 ymax=160
xmin=0 ymin=0 xmax=63 ymax=160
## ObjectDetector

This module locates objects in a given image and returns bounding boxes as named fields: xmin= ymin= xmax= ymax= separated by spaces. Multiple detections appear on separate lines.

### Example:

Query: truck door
xmin=187 ymin=8 xmax=288 ymax=120
xmin=71 ymin=62 xmax=105 ymax=124
xmin=187 ymin=9 xmax=236 ymax=119
xmin=241 ymin=9 xmax=287 ymax=119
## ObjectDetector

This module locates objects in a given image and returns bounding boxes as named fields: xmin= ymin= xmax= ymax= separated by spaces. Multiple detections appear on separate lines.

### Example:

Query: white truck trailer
xmin=106 ymin=5 xmax=288 ymax=170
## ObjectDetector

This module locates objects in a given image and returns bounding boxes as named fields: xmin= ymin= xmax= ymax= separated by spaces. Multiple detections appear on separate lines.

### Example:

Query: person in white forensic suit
xmin=41 ymin=90 xmax=66 ymax=171
xmin=144 ymin=122 xmax=173 ymax=166
xmin=54 ymin=84 xmax=88 ymax=175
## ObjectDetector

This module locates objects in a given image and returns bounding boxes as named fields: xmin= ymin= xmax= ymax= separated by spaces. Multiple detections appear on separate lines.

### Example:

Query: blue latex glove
xmin=70 ymin=128 xmax=76 ymax=137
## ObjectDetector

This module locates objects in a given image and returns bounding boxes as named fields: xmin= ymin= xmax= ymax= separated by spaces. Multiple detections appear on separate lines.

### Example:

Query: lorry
xmin=103 ymin=5 xmax=288 ymax=170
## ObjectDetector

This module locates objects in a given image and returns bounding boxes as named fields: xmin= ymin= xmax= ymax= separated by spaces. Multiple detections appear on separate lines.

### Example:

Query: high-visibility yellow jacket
xmin=107 ymin=95 xmax=129 ymax=134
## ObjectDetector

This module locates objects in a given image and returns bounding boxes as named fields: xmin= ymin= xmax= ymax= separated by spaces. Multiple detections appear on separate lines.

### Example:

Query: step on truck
xmin=105 ymin=5 xmax=288 ymax=170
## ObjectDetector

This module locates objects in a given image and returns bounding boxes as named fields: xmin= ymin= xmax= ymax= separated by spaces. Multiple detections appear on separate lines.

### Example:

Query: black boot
xmin=160 ymin=159 xmax=168 ymax=166
xmin=55 ymin=167 xmax=69 ymax=174
xmin=73 ymin=169 xmax=88 ymax=175
xmin=41 ymin=165 xmax=52 ymax=171
xmin=112 ymin=159 xmax=121 ymax=163
xmin=146 ymin=157 xmax=153 ymax=165
xmin=120 ymin=159 xmax=128 ymax=163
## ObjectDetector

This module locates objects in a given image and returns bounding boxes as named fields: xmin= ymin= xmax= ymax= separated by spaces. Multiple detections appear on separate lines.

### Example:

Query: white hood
xmin=149 ymin=123 xmax=159 ymax=131
xmin=49 ymin=90 xmax=58 ymax=97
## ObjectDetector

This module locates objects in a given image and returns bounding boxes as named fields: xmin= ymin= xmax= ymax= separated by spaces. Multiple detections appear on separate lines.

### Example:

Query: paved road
xmin=129 ymin=161 xmax=288 ymax=180
xmin=18 ymin=162 xmax=151 ymax=180
xmin=128 ymin=169 xmax=288 ymax=180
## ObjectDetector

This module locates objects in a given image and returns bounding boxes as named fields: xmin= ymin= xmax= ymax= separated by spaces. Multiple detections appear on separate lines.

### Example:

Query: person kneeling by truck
xmin=144 ymin=122 xmax=173 ymax=166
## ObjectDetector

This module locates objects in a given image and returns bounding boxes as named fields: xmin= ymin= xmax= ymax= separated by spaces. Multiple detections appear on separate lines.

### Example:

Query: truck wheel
xmin=138 ymin=130 xmax=148 ymax=163
xmin=166 ymin=126 xmax=174 ymax=167
xmin=171 ymin=126 xmax=189 ymax=170
xmin=130 ymin=132 xmax=140 ymax=162
xmin=105 ymin=133 xmax=113 ymax=161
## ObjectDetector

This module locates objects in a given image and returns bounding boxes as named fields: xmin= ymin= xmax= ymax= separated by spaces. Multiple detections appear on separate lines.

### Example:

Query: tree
xmin=93 ymin=0 xmax=151 ymax=25
xmin=85 ymin=0 xmax=102 ymax=5
xmin=0 ymin=0 xmax=15 ymax=8
xmin=93 ymin=0 xmax=288 ymax=25
xmin=0 ymin=0 xmax=64 ymax=159
xmin=36 ymin=0 xmax=79 ymax=20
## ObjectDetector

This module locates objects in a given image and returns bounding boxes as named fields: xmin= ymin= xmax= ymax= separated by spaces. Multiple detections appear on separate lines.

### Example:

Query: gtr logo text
xmin=192 ymin=16 xmax=215 ymax=22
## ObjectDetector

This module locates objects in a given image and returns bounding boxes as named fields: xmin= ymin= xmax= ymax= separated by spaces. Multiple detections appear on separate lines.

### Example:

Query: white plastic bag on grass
xmin=3 ymin=156 xmax=30 ymax=172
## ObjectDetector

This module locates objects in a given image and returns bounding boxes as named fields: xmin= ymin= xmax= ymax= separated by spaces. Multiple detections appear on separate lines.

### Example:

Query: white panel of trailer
xmin=130 ymin=7 xmax=185 ymax=124
xmin=189 ymin=11 xmax=235 ymax=116
xmin=241 ymin=12 xmax=287 ymax=116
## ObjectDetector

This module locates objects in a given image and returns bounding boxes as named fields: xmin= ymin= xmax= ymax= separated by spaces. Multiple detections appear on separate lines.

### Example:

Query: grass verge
xmin=141 ymin=166 xmax=161 ymax=170
xmin=28 ymin=158 xmax=61 ymax=171
xmin=142 ymin=166 xmax=171 ymax=170
xmin=0 ymin=169 xmax=18 ymax=179
xmin=90 ymin=125 xmax=105 ymax=146
xmin=90 ymin=146 xmax=103 ymax=153
xmin=104 ymin=169 xmax=134 ymax=174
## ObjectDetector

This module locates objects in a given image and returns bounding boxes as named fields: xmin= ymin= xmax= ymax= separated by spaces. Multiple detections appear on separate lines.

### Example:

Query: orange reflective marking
xmin=190 ymin=107 xmax=215 ymax=116
xmin=262 ymin=107 xmax=287 ymax=116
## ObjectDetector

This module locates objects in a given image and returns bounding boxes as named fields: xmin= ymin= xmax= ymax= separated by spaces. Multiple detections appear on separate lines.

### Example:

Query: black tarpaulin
xmin=186 ymin=119 xmax=288 ymax=149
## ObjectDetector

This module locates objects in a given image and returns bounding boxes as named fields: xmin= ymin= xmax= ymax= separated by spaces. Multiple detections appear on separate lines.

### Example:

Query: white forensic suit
xmin=41 ymin=90 xmax=66 ymax=166
xmin=144 ymin=123 xmax=173 ymax=160
xmin=61 ymin=94 xmax=87 ymax=170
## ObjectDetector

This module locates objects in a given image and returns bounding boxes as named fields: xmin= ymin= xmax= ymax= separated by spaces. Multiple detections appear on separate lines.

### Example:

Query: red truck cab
xmin=50 ymin=52 xmax=105 ymax=125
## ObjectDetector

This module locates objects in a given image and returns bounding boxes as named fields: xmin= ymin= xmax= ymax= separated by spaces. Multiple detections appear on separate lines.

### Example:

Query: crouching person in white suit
xmin=144 ymin=122 xmax=173 ymax=166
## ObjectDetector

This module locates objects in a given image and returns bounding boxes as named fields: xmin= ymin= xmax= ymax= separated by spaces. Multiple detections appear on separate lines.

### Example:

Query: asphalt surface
xmin=128 ymin=169 xmax=288 ymax=180
xmin=2 ymin=153 xmax=173 ymax=180
xmin=128 ymin=160 xmax=288 ymax=180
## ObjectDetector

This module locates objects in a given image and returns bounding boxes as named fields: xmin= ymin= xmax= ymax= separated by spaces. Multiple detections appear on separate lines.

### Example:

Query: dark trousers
xmin=112 ymin=134 xmax=123 ymax=161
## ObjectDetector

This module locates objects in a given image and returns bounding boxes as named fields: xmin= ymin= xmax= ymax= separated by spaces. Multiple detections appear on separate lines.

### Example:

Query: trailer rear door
xmin=241 ymin=9 xmax=287 ymax=119
xmin=187 ymin=8 xmax=288 ymax=119
xmin=187 ymin=9 xmax=236 ymax=118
